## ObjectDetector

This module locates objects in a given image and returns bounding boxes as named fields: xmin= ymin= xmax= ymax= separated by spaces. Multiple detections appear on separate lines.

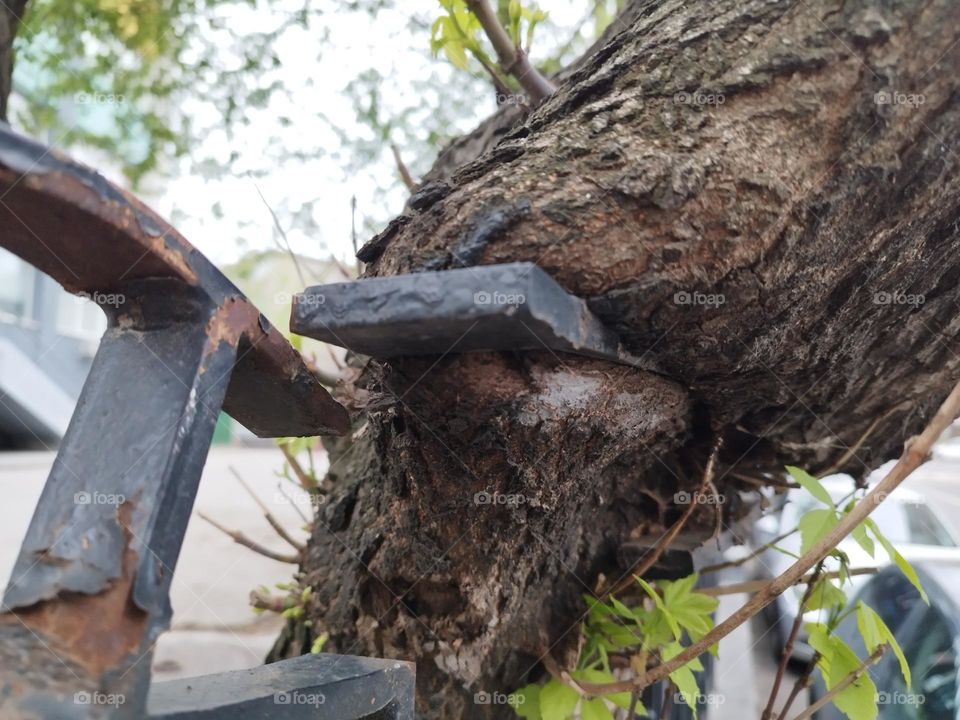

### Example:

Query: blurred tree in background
xmin=1 ymin=0 xmax=623 ymax=254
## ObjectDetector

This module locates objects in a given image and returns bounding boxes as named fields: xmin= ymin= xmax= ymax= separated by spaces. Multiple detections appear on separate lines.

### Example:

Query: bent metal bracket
xmin=291 ymin=262 xmax=657 ymax=371
xmin=0 ymin=125 xmax=413 ymax=719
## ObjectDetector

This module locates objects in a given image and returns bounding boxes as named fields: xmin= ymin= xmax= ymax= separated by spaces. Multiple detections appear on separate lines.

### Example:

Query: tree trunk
xmin=275 ymin=0 xmax=960 ymax=716
xmin=0 ymin=0 xmax=26 ymax=122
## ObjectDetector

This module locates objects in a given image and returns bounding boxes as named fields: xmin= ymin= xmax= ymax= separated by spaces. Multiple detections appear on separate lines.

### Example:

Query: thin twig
xmin=603 ymin=437 xmax=722 ymax=599
xmin=700 ymin=488 xmax=858 ymax=575
xmin=761 ymin=562 xmax=824 ymax=720
xmin=253 ymin=183 xmax=307 ymax=289
xmin=197 ymin=512 xmax=301 ymax=564
xmin=697 ymin=567 xmax=875 ymax=598
xmin=817 ymin=406 xmax=904 ymax=478
xmin=390 ymin=143 xmax=417 ymax=192
xmin=280 ymin=443 xmax=318 ymax=491
xmin=576 ymin=378 xmax=960 ymax=696
xmin=789 ymin=647 xmax=886 ymax=720
xmin=230 ymin=466 xmax=306 ymax=551
xmin=776 ymin=655 xmax=818 ymax=720
xmin=699 ymin=528 xmax=796 ymax=574
xmin=277 ymin=482 xmax=310 ymax=524
xmin=464 ymin=0 xmax=556 ymax=103
xmin=658 ymin=680 xmax=673 ymax=720
xmin=730 ymin=471 xmax=800 ymax=490
xmin=249 ymin=587 xmax=288 ymax=613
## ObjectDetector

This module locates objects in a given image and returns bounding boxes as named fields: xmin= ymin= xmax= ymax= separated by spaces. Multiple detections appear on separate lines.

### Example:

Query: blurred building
xmin=0 ymin=248 xmax=103 ymax=448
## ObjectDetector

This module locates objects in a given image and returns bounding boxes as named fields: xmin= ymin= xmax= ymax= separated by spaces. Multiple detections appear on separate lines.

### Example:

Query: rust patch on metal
xmin=202 ymin=297 xmax=260 ymax=360
xmin=2 ymin=502 xmax=147 ymax=676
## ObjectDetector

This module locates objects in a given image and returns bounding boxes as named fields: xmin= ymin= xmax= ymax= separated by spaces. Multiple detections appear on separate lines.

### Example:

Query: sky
xmin=140 ymin=1 xmax=592 ymax=268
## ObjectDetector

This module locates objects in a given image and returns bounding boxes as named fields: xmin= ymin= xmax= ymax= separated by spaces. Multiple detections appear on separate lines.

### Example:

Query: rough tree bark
xmin=0 ymin=0 xmax=27 ymax=122
xmin=270 ymin=0 xmax=960 ymax=716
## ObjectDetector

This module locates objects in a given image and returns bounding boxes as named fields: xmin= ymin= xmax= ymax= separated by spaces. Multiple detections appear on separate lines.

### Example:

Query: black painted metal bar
xmin=1 ymin=281 xmax=239 ymax=718
xmin=0 ymin=127 xmax=415 ymax=720
xmin=148 ymin=653 xmax=415 ymax=719
xmin=291 ymin=262 xmax=656 ymax=369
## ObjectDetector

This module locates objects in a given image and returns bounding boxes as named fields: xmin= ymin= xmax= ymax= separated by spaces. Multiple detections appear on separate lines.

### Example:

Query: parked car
xmin=811 ymin=560 xmax=960 ymax=719
xmin=753 ymin=477 xmax=960 ymax=662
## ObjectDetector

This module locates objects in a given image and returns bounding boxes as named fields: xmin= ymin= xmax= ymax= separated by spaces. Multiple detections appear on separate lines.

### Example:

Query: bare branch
xmin=698 ymin=567 xmax=875 ymax=598
xmin=390 ymin=143 xmax=417 ymax=192
xmin=197 ymin=511 xmax=301 ymax=564
xmin=249 ymin=587 xmax=288 ymax=613
xmin=230 ymin=466 xmax=306 ymax=551
xmin=464 ymin=0 xmax=556 ymax=104
xmin=279 ymin=443 xmax=318 ymax=492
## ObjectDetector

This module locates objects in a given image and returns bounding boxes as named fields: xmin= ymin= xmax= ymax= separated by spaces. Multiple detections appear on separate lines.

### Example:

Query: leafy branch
xmin=570 ymin=377 xmax=960 ymax=700
xmin=431 ymin=0 xmax=555 ymax=105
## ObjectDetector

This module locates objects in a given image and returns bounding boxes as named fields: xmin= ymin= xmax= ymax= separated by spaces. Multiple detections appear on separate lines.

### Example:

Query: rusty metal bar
xmin=0 ymin=126 xmax=382 ymax=719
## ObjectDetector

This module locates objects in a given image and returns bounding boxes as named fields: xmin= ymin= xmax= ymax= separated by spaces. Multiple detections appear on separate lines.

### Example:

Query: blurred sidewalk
xmin=0 ymin=446 xmax=314 ymax=682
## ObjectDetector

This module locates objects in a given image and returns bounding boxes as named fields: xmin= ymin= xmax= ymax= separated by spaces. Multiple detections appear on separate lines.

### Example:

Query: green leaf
xmin=806 ymin=623 xmax=879 ymax=720
xmin=539 ymin=680 xmax=578 ymax=720
xmin=857 ymin=602 xmax=910 ymax=688
xmin=659 ymin=575 xmax=718 ymax=642
xmin=662 ymin=642 xmax=703 ymax=718
xmin=442 ymin=40 xmax=470 ymax=70
xmin=512 ymin=684 xmax=542 ymax=719
xmin=831 ymin=673 xmax=878 ymax=720
xmin=580 ymin=698 xmax=614 ymax=720
xmin=851 ymin=522 xmax=875 ymax=557
xmin=864 ymin=517 xmax=928 ymax=603
xmin=798 ymin=508 xmax=840 ymax=554
xmin=786 ymin=466 xmax=835 ymax=507
xmin=805 ymin=577 xmax=847 ymax=612
xmin=636 ymin=578 xmax=681 ymax=641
